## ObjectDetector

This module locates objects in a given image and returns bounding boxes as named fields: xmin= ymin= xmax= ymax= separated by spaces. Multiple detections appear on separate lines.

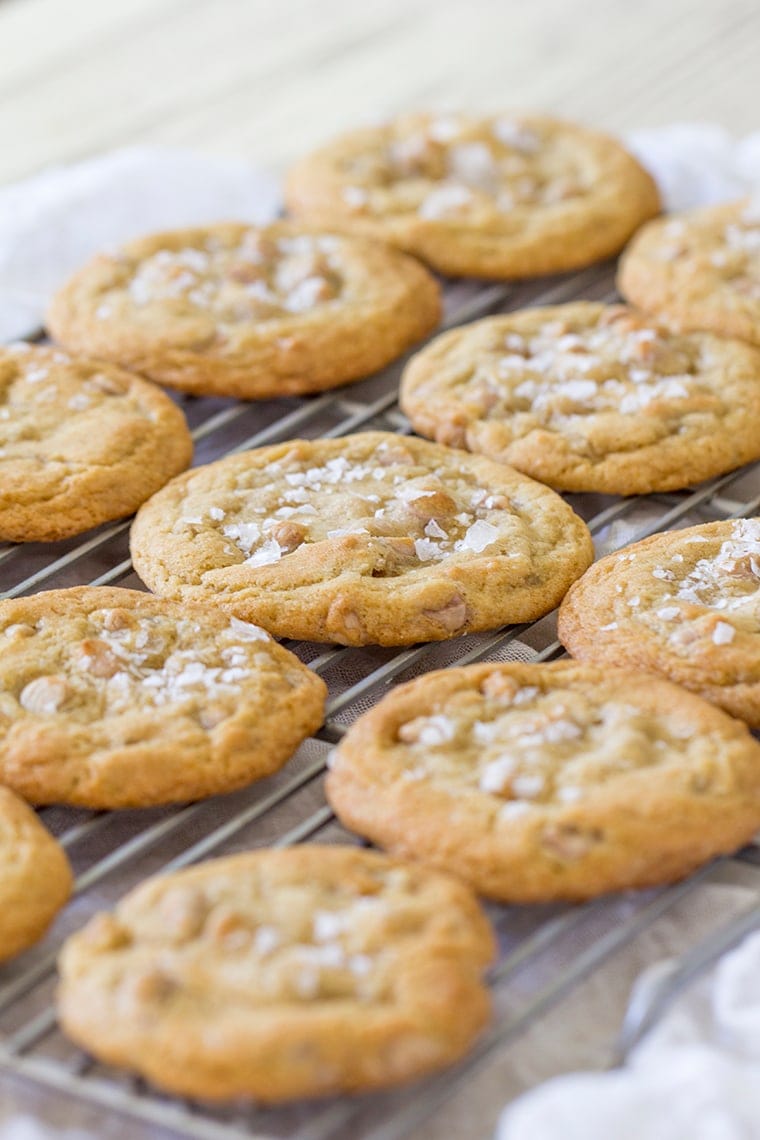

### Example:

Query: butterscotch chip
xmin=0 ymin=344 xmax=192 ymax=542
xmin=0 ymin=586 xmax=326 ymax=809
xmin=285 ymin=112 xmax=660 ymax=278
xmin=618 ymin=199 xmax=760 ymax=347
xmin=326 ymin=661 xmax=760 ymax=902
xmin=56 ymin=845 xmax=494 ymax=1101
xmin=558 ymin=518 xmax=760 ymax=726
xmin=46 ymin=222 xmax=441 ymax=399
xmin=129 ymin=432 xmax=593 ymax=646
xmin=400 ymin=303 xmax=760 ymax=494
xmin=0 ymin=786 xmax=72 ymax=963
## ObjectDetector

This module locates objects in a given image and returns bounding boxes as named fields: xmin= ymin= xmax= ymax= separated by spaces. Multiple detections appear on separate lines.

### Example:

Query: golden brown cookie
xmin=285 ymin=112 xmax=660 ymax=278
xmin=618 ymin=199 xmax=760 ymax=347
xmin=0 ymin=344 xmax=192 ymax=543
xmin=559 ymin=518 xmax=760 ymax=725
xmin=0 ymin=586 xmax=326 ymax=809
xmin=400 ymin=303 xmax=760 ymax=494
xmin=130 ymin=431 xmax=594 ymax=646
xmin=326 ymin=661 xmax=760 ymax=902
xmin=0 ymin=786 xmax=72 ymax=963
xmin=56 ymin=845 xmax=494 ymax=1101
xmin=46 ymin=222 xmax=441 ymax=399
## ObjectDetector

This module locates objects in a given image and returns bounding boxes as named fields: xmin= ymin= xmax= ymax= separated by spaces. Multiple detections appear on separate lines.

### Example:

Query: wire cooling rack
xmin=2 ymin=264 xmax=760 ymax=1140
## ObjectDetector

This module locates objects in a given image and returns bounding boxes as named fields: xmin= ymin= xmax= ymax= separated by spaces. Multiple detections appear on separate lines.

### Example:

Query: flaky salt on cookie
xmin=57 ymin=845 xmax=494 ymax=1101
xmin=46 ymin=222 xmax=440 ymax=399
xmin=327 ymin=661 xmax=760 ymax=902
xmin=0 ymin=586 xmax=325 ymax=809
xmin=400 ymin=302 xmax=760 ymax=494
xmin=559 ymin=518 xmax=760 ymax=725
xmin=130 ymin=431 xmax=593 ymax=646
xmin=286 ymin=112 xmax=660 ymax=278
xmin=618 ymin=198 xmax=760 ymax=347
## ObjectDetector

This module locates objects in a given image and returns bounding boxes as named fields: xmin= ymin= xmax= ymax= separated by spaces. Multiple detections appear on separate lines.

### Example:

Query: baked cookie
xmin=400 ymin=303 xmax=760 ymax=494
xmin=46 ymin=222 xmax=441 ymax=399
xmin=0 ymin=344 xmax=192 ymax=543
xmin=0 ymin=786 xmax=72 ymax=963
xmin=130 ymin=432 xmax=594 ymax=646
xmin=57 ymin=844 xmax=494 ymax=1101
xmin=0 ymin=586 xmax=326 ymax=809
xmin=285 ymin=112 xmax=660 ymax=278
xmin=326 ymin=661 xmax=760 ymax=902
xmin=558 ymin=518 xmax=760 ymax=726
xmin=618 ymin=199 xmax=760 ymax=347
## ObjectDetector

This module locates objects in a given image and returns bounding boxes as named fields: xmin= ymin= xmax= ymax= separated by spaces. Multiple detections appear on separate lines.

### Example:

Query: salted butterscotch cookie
xmin=130 ymin=432 xmax=593 ymax=646
xmin=0 ymin=344 xmax=192 ymax=543
xmin=57 ymin=845 xmax=494 ymax=1101
xmin=559 ymin=518 xmax=760 ymax=726
xmin=285 ymin=112 xmax=660 ymax=278
xmin=0 ymin=586 xmax=326 ymax=809
xmin=618 ymin=199 xmax=760 ymax=347
xmin=400 ymin=303 xmax=760 ymax=494
xmin=46 ymin=222 xmax=440 ymax=399
xmin=0 ymin=786 xmax=72 ymax=963
xmin=326 ymin=661 xmax=760 ymax=902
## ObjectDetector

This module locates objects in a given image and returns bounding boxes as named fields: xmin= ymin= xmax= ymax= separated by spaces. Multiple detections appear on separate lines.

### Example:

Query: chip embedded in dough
xmin=400 ymin=303 xmax=760 ymax=494
xmin=56 ymin=845 xmax=495 ymax=1101
xmin=0 ymin=786 xmax=72 ymax=963
xmin=130 ymin=431 xmax=594 ymax=646
xmin=46 ymin=222 xmax=441 ymax=399
xmin=559 ymin=518 xmax=760 ymax=725
xmin=0 ymin=586 xmax=326 ymax=808
xmin=327 ymin=661 xmax=760 ymax=902
xmin=285 ymin=112 xmax=660 ymax=278
xmin=0 ymin=344 xmax=192 ymax=542
xmin=618 ymin=198 xmax=760 ymax=348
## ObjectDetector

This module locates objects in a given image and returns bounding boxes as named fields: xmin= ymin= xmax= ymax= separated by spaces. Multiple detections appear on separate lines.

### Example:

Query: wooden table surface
xmin=0 ymin=0 xmax=757 ymax=186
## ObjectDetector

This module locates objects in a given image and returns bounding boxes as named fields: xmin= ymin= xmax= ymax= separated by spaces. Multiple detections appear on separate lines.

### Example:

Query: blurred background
xmin=0 ymin=0 xmax=757 ymax=184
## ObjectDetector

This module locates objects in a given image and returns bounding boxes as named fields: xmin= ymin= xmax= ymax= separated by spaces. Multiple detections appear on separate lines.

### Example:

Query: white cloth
xmin=0 ymin=146 xmax=279 ymax=340
xmin=497 ymin=929 xmax=760 ymax=1140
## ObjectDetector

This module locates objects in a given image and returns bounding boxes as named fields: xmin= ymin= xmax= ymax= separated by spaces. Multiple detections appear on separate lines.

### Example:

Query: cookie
xmin=618 ymin=198 xmax=760 ymax=347
xmin=400 ymin=303 xmax=760 ymax=494
xmin=0 ymin=344 xmax=192 ymax=543
xmin=56 ymin=844 xmax=494 ymax=1101
xmin=558 ymin=518 xmax=760 ymax=726
xmin=0 ymin=586 xmax=326 ymax=809
xmin=0 ymin=786 xmax=72 ymax=963
xmin=285 ymin=112 xmax=660 ymax=278
xmin=326 ymin=661 xmax=760 ymax=902
xmin=46 ymin=222 xmax=441 ymax=400
xmin=130 ymin=431 xmax=594 ymax=646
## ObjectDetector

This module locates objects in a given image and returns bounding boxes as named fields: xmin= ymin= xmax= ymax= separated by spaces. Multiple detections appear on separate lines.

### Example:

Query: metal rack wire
xmin=2 ymin=264 xmax=760 ymax=1140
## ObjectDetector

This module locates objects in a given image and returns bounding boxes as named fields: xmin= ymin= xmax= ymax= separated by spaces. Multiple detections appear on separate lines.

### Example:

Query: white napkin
xmin=0 ymin=146 xmax=279 ymax=341
xmin=497 ymin=927 xmax=760 ymax=1140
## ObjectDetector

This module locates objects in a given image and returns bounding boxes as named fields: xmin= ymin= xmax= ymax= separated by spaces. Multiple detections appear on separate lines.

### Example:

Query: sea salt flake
xmin=424 ymin=518 xmax=447 ymax=540
xmin=457 ymin=520 xmax=499 ymax=554
xmin=229 ymin=616 xmax=269 ymax=642
xmin=418 ymin=183 xmax=474 ymax=219
xmin=511 ymin=773 xmax=545 ymax=799
xmin=600 ymin=621 xmax=618 ymax=631
xmin=245 ymin=539 xmax=282 ymax=567
xmin=713 ymin=621 xmax=736 ymax=645
xmin=413 ymin=537 xmax=440 ymax=562
xmin=253 ymin=924 xmax=281 ymax=955
xmin=480 ymin=755 xmax=518 ymax=793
